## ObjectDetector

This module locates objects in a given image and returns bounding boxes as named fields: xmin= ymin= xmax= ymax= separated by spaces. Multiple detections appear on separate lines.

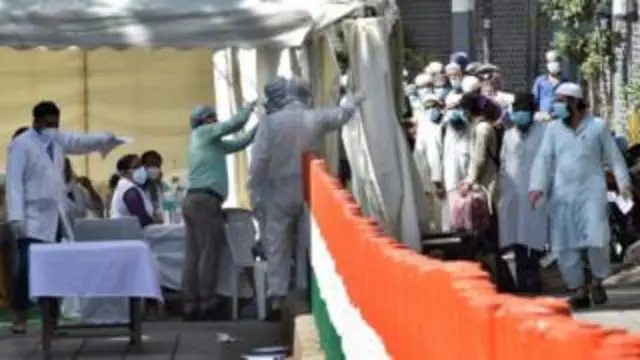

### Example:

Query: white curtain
xmin=342 ymin=18 xmax=427 ymax=251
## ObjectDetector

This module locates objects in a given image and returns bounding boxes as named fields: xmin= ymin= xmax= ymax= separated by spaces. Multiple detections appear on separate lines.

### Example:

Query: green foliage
xmin=540 ymin=0 xmax=622 ymax=80
xmin=624 ymin=81 xmax=640 ymax=109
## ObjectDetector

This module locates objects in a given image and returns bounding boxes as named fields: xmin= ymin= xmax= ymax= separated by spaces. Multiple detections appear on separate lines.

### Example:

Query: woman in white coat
xmin=5 ymin=101 xmax=124 ymax=333
xmin=498 ymin=93 xmax=548 ymax=294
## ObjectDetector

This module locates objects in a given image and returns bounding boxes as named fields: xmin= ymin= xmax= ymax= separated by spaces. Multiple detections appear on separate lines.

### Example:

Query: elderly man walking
xmin=529 ymin=83 xmax=630 ymax=308
xmin=181 ymin=102 xmax=258 ymax=321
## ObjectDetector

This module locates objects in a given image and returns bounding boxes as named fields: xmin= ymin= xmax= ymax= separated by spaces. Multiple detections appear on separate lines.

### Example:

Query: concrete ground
xmin=0 ymin=320 xmax=286 ymax=360
xmin=573 ymin=285 xmax=640 ymax=332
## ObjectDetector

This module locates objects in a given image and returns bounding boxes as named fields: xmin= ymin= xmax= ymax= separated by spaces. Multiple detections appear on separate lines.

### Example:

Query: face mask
xmin=448 ymin=109 xmax=467 ymax=126
xmin=547 ymin=61 xmax=561 ymax=75
xmin=132 ymin=167 xmax=148 ymax=185
xmin=424 ymin=108 xmax=441 ymax=123
xmin=552 ymin=102 xmax=570 ymax=121
xmin=511 ymin=111 xmax=533 ymax=129
xmin=146 ymin=166 xmax=161 ymax=180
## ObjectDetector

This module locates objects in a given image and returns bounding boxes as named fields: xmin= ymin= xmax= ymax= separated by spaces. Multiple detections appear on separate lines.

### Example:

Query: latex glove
xmin=342 ymin=93 xmax=365 ymax=108
xmin=100 ymin=133 xmax=128 ymax=158
xmin=534 ymin=112 xmax=551 ymax=122
xmin=9 ymin=220 xmax=26 ymax=239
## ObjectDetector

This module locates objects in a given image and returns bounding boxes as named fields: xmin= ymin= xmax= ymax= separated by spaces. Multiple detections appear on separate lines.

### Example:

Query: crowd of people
xmin=407 ymin=50 xmax=632 ymax=309
xmin=2 ymin=77 xmax=365 ymax=332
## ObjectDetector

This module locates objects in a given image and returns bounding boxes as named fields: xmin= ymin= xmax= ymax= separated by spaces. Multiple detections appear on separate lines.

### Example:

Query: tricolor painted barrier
xmin=304 ymin=154 xmax=640 ymax=360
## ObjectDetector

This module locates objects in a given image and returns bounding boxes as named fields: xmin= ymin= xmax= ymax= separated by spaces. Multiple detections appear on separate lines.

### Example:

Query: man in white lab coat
xmin=6 ymin=101 xmax=124 ymax=333
xmin=529 ymin=83 xmax=631 ymax=308
xmin=498 ymin=93 xmax=548 ymax=294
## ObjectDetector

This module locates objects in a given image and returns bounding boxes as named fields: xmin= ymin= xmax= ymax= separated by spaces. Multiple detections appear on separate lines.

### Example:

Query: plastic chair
xmin=223 ymin=208 xmax=267 ymax=320
xmin=72 ymin=217 xmax=145 ymax=324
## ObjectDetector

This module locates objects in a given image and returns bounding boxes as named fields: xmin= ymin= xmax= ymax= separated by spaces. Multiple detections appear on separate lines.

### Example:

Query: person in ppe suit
xmin=248 ymin=76 xmax=365 ymax=320
xmin=529 ymin=82 xmax=631 ymax=309
xmin=413 ymin=94 xmax=446 ymax=232
xmin=498 ymin=93 xmax=548 ymax=294
xmin=6 ymin=101 xmax=125 ymax=334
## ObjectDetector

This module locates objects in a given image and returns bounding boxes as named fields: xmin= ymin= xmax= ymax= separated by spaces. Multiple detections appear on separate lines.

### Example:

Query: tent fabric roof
xmin=0 ymin=0 xmax=362 ymax=49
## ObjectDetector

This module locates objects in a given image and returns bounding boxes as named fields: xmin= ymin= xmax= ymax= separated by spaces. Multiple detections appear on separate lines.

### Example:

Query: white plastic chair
xmin=72 ymin=217 xmax=145 ymax=324
xmin=223 ymin=208 xmax=267 ymax=320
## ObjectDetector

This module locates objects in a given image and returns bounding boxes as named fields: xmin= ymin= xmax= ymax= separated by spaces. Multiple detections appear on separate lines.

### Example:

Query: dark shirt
xmin=122 ymin=188 xmax=154 ymax=227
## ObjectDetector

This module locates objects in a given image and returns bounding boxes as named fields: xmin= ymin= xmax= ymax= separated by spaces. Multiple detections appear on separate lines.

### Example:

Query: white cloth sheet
xmin=29 ymin=241 xmax=162 ymax=299
xmin=143 ymin=224 xmax=253 ymax=298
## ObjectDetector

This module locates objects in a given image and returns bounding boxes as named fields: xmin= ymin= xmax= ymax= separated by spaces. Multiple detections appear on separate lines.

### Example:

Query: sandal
xmin=10 ymin=323 xmax=26 ymax=335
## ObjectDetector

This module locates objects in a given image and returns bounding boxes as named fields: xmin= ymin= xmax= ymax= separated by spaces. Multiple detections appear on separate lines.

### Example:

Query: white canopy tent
xmin=0 ymin=0 xmax=361 ymax=49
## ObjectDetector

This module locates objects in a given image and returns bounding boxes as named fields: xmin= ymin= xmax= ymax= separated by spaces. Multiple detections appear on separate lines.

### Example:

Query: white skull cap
xmin=425 ymin=61 xmax=444 ymax=74
xmin=461 ymin=75 xmax=481 ymax=93
xmin=414 ymin=73 xmax=433 ymax=87
xmin=546 ymin=50 xmax=560 ymax=63
xmin=445 ymin=62 xmax=461 ymax=73
xmin=445 ymin=92 xmax=462 ymax=108
xmin=555 ymin=82 xmax=583 ymax=99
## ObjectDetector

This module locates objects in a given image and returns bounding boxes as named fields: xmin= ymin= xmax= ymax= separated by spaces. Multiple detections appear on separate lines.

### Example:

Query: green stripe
xmin=311 ymin=270 xmax=345 ymax=360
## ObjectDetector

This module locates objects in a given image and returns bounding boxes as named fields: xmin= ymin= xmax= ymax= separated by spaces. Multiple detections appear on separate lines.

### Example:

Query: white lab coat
xmin=6 ymin=129 xmax=118 ymax=242
xmin=498 ymin=123 xmax=548 ymax=250
xmin=530 ymin=117 xmax=630 ymax=251
xmin=413 ymin=116 xmax=444 ymax=232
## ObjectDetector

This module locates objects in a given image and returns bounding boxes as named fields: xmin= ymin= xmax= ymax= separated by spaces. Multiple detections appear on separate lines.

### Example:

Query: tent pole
xmin=82 ymin=50 xmax=90 ymax=177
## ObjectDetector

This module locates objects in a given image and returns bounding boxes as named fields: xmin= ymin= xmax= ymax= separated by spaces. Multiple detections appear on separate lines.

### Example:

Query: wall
xmin=0 ymin=48 xmax=214 ymax=183
xmin=397 ymin=0 xmax=554 ymax=92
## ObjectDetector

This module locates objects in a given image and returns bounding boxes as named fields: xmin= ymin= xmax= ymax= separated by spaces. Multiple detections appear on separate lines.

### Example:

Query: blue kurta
xmin=531 ymin=75 xmax=567 ymax=112
xmin=529 ymin=117 xmax=630 ymax=252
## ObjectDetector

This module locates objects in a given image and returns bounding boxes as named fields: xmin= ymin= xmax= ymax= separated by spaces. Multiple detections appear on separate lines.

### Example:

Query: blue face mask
xmin=552 ymin=102 xmax=570 ymax=120
xmin=511 ymin=111 xmax=533 ymax=129
xmin=132 ymin=167 xmax=148 ymax=186
xmin=448 ymin=109 xmax=467 ymax=126
xmin=424 ymin=108 xmax=441 ymax=123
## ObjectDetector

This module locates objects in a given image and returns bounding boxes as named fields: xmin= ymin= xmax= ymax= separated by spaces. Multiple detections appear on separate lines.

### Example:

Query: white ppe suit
xmin=529 ymin=117 xmax=630 ymax=288
xmin=248 ymin=77 xmax=364 ymax=298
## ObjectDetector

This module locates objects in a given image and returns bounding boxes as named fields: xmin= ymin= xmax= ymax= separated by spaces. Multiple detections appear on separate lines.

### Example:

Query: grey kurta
xmin=498 ymin=123 xmax=548 ymax=250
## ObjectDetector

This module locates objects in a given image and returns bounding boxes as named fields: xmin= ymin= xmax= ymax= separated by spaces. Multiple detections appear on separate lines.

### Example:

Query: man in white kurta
xmin=529 ymin=83 xmax=630 ymax=309
xmin=499 ymin=93 xmax=548 ymax=294
xmin=413 ymin=94 xmax=445 ymax=232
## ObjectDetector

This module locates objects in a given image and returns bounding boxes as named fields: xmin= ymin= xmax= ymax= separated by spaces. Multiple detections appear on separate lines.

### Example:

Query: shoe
xmin=568 ymin=294 xmax=591 ymax=310
xmin=265 ymin=309 xmax=282 ymax=322
xmin=591 ymin=283 xmax=609 ymax=305
xmin=10 ymin=311 xmax=27 ymax=335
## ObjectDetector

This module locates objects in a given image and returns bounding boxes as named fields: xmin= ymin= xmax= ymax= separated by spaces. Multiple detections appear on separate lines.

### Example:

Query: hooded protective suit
xmin=249 ymin=76 xmax=364 ymax=299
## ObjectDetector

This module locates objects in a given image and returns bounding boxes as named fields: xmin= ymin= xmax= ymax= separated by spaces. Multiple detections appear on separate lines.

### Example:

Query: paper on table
xmin=615 ymin=195 xmax=634 ymax=215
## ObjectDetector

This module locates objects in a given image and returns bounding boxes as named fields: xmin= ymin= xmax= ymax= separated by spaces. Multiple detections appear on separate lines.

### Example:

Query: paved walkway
xmin=0 ymin=321 xmax=286 ymax=360
xmin=573 ymin=285 xmax=640 ymax=332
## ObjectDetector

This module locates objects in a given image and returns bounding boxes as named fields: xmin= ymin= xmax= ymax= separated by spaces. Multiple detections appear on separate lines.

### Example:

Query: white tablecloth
xmin=30 ymin=241 xmax=162 ymax=300
xmin=143 ymin=224 xmax=253 ymax=298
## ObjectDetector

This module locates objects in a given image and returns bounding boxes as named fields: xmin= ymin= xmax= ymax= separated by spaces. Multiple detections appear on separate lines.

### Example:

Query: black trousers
xmin=513 ymin=244 xmax=543 ymax=294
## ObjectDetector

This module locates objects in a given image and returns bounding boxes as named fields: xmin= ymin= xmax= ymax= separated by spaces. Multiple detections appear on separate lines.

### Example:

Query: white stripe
xmin=310 ymin=215 xmax=391 ymax=360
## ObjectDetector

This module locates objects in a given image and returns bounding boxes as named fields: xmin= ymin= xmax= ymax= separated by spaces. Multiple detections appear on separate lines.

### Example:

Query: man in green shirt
xmin=181 ymin=101 xmax=258 ymax=321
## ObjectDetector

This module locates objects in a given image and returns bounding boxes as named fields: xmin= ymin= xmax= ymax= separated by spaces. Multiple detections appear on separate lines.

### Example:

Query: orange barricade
xmin=302 ymin=154 xmax=640 ymax=359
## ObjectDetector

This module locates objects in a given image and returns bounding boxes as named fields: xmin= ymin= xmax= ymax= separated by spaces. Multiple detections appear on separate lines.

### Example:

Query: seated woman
xmin=110 ymin=154 xmax=161 ymax=227
xmin=64 ymin=157 xmax=94 ymax=223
